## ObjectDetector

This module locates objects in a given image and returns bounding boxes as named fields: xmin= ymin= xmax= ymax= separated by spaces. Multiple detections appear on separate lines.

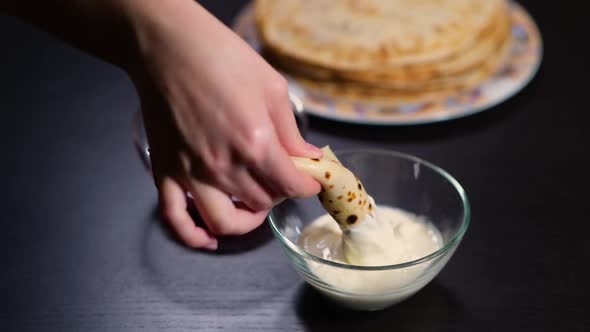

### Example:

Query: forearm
xmin=0 ymin=0 xmax=197 ymax=72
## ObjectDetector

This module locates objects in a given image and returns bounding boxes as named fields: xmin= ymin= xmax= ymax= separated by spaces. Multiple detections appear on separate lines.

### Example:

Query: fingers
xmin=269 ymin=103 xmax=321 ymax=158
xmin=223 ymin=165 xmax=274 ymax=211
xmin=159 ymin=177 xmax=218 ymax=250
xmin=267 ymin=82 xmax=322 ymax=159
xmin=253 ymin=140 xmax=322 ymax=199
xmin=189 ymin=179 xmax=270 ymax=236
xmin=159 ymin=174 xmax=269 ymax=250
xmin=262 ymin=89 xmax=322 ymax=199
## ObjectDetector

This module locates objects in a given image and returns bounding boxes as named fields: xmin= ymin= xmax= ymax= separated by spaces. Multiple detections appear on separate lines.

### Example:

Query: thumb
xmin=270 ymin=100 xmax=322 ymax=158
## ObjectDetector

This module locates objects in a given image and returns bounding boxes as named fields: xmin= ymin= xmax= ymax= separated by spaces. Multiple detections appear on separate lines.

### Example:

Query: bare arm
xmin=2 ymin=0 xmax=322 ymax=250
xmin=1 ymin=1 xmax=142 ymax=70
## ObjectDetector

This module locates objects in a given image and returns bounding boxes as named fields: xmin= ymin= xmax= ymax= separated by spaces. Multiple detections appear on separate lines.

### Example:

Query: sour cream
xmin=298 ymin=205 xmax=443 ymax=309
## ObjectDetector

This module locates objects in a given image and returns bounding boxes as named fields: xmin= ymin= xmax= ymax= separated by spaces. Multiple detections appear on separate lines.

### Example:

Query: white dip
xmin=298 ymin=205 xmax=443 ymax=309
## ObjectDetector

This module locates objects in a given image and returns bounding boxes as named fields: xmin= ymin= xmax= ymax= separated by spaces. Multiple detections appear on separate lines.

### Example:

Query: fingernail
xmin=306 ymin=143 xmax=323 ymax=158
xmin=203 ymin=239 xmax=218 ymax=251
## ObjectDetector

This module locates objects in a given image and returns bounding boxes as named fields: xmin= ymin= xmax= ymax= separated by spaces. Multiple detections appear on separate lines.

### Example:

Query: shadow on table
xmin=139 ymin=205 xmax=291 ymax=313
xmin=294 ymin=281 xmax=484 ymax=332
xmin=308 ymin=75 xmax=539 ymax=143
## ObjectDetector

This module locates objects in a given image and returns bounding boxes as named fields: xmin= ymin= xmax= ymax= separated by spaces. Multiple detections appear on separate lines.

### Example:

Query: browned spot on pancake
xmin=358 ymin=183 xmax=362 ymax=190
xmin=350 ymin=193 xmax=357 ymax=200
xmin=337 ymin=195 xmax=343 ymax=200
xmin=378 ymin=45 xmax=389 ymax=58
xmin=347 ymin=191 xmax=352 ymax=196
xmin=434 ymin=24 xmax=446 ymax=34
xmin=311 ymin=158 xmax=320 ymax=162
xmin=369 ymin=203 xmax=373 ymax=210
xmin=346 ymin=214 xmax=358 ymax=225
xmin=329 ymin=185 xmax=334 ymax=189
xmin=347 ymin=198 xmax=353 ymax=202
xmin=363 ymin=200 xmax=367 ymax=205
xmin=325 ymin=171 xmax=331 ymax=179
xmin=358 ymin=200 xmax=362 ymax=205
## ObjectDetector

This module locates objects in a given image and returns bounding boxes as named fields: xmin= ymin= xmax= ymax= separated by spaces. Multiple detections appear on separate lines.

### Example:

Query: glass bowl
xmin=268 ymin=149 xmax=470 ymax=311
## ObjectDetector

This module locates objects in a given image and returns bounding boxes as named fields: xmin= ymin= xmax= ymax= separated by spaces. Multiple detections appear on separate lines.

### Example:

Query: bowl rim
xmin=267 ymin=148 xmax=471 ymax=271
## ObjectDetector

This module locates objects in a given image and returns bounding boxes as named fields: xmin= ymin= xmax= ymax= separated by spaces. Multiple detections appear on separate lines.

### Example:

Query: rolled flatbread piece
xmin=291 ymin=146 xmax=373 ymax=229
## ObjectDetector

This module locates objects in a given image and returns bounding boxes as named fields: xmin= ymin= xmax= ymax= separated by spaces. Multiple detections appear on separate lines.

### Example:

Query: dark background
xmin=1 ymin=1 xmax=589 ymax=331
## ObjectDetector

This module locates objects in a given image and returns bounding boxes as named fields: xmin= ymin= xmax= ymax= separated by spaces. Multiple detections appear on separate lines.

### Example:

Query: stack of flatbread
xmin=255 ymin=0 xmax=512 ymax=105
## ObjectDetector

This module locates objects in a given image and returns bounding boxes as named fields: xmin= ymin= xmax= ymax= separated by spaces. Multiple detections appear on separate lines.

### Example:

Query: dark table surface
xmin=1 ymin=1 xmax=589 ymax=331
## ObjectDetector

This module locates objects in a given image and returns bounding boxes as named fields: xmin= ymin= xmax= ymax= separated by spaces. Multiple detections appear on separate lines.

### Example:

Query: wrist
xmin=118 ymin=0 xmax=208 ymax=77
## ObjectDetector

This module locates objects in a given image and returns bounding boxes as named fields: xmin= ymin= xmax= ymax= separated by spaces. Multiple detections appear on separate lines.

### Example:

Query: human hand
xmin=127 ymin=1 xmax=322 ymax=250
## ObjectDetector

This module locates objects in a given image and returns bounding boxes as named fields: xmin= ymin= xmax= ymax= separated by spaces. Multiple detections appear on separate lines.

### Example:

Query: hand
xmin=127 ymin=1 xmax=322 ymax=250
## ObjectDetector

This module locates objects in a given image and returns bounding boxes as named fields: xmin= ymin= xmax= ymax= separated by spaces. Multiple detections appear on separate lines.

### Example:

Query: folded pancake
xmin=291 ymin=146 xmax=373 ymax=229
xmin=292 ymin=147 xmax=404 ymax=266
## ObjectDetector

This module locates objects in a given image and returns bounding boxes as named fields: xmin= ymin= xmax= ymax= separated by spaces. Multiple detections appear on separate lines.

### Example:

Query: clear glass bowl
xmin=268 ymin=150 xmax=470 ymax=311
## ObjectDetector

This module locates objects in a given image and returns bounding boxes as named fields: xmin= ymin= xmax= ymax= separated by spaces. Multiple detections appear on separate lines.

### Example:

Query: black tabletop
xmin=1 ymin=1 xmax=589 ymax=331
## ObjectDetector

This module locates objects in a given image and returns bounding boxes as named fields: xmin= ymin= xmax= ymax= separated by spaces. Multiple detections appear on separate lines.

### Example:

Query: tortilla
xmin=291 ymin=146 xmax=372 ymax=229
